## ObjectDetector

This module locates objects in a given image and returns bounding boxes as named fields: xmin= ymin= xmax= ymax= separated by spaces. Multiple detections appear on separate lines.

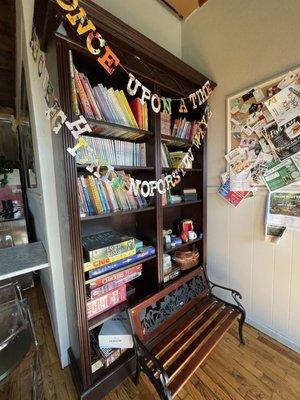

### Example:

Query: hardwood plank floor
xmin=0 ymin=283 xmax=299 ymax=400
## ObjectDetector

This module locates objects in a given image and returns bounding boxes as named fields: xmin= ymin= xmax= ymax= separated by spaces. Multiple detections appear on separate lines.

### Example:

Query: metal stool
xmin=0 ymin=283 xmax=39 ymax=399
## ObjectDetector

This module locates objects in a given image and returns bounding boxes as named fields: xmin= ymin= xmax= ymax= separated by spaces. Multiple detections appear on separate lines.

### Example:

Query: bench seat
xmin=128 ymin=266 xmax=245 ymax=399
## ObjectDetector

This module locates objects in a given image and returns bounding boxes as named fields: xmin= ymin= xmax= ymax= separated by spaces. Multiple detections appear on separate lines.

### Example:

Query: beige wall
xmin=182 ymin=0 xmax=300 ymax=351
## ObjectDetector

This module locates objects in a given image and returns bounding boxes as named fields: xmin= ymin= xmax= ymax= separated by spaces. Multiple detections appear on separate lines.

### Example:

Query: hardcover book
xmin=98 ymin=311 xmax=133 ymax=348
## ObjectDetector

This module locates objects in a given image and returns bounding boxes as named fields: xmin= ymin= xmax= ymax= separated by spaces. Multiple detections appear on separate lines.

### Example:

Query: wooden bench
xmin=128 ymin=266 xmax=245 ymax=399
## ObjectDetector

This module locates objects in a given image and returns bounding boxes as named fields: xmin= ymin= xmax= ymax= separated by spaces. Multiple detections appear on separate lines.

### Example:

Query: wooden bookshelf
xmin=53 ymin=2 xmax=214 ymax=398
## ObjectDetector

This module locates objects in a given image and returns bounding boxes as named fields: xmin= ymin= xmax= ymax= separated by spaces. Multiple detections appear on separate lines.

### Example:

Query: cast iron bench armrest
xmin=133 ymin=334 xmax=170 ymax=386
xmin=207 ymin=279 xmax=246 ymax=344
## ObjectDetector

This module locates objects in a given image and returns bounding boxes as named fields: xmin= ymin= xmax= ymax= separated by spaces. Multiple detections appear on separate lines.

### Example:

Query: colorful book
xmin=86 ymin=285 xmax=127 ymax=320
xmin=68 ymin=50 xmax=80 ymax=116
xmin=89 ymin=264 xmax=142 ymax=290
xmin=73 ymin=68 xmax=94 ymax=119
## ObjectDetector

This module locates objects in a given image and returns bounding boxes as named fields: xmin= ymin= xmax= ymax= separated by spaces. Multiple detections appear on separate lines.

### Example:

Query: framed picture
xmin=226 ymin=66 xmax=300 ymax=188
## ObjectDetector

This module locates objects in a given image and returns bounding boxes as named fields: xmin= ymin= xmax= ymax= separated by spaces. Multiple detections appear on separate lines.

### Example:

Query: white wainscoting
xmin=207 ymin=187 xmax=300 ymax=352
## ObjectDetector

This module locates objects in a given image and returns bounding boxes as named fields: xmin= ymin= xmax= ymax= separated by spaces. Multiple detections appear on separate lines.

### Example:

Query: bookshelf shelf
xmin=161 ymin=134 xmax=192 ymax=148
xmin=77 ymin=164 xmax=155 ymax=172
xmin=164 ymin=238 xmax=202 ymax=254
xmin=80 ymin=206 xmax=156 ymax=221
xmin=86 ymin=118 xmax=154 ymax=142
xmin=162 ymin=200 xmax=202 ymax=209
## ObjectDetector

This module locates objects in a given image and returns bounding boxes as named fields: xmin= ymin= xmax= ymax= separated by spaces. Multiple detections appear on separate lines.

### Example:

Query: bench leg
xmin=238 ymin=312 xmax=246 ymax=345
xmin=134 ymin=361 xmax=141 ymax=385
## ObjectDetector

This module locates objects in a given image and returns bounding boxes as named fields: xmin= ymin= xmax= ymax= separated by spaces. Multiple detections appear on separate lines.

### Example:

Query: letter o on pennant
xmin=151 ymin=94 xmax=161 ymax=113
xmin=140 ymin=181 xmax=150 ymax=197
xmin=56 ymin=0 xmax=78 ymax=11
xmin=157 ymin=179 xmax=166 ymax=194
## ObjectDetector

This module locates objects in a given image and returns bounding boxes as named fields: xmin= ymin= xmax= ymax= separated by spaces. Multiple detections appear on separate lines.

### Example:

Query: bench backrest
xmin=128 ymin=266 xmax=209 ymax=343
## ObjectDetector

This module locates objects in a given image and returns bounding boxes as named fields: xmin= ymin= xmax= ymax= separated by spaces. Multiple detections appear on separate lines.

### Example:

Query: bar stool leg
xmin=27 ymin=305 xmax=40 ymax=400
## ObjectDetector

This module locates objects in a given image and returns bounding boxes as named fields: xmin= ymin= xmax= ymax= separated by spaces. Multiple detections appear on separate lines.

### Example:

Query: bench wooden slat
xmin=168 ymin=309 xmax=240 ymax=397
xmin=158 ymin=301 xmax=224 ymax=365
xmin=151 ymin=296 xmax=217 ymax=356
xmin=166 ymin=306 xmax=236 ymax=379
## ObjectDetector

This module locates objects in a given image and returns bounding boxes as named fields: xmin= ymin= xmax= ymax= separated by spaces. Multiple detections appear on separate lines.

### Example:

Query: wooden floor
xmin=1 ymin=283 xmax=299 ymax=400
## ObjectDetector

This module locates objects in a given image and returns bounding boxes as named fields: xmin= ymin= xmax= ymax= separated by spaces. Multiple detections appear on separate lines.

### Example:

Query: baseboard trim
xmin=246 ymin=317 xmax=300 ymax=353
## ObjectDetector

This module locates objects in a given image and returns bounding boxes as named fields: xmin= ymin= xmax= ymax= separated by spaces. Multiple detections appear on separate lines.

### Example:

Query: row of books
xmin=76 ymin=136 xmax=147 ymax=167
xmin=172 ymin=118 xmax=199 ymax=140
xmin=70 ymin=51 xmax=149 ymax=129
xmin=77 ymin=174 xmax=148 ymax=216
xmin=161 ymin=144 xmax=193 ymax=169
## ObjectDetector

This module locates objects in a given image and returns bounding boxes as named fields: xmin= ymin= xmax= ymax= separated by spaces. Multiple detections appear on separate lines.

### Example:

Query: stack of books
xmin=83 ymin=232 xmax=134 ymax=320
xmin=85 ymin=245 xmax=155 ymax=280
xmin=161 ymin=145 xmax=192 ymax=169
xmin=160 ymin=111 xmax=171 ymax=135
xmin=70 ymin=51 xmax=149 ymax=129
xmin=83 ymin=231 xmax=155 ymax=319
xmin=77 ymin=173 xmax=148 ymax=216
xmin=76 ymin=136 xmax=147 ymax=167
xmin=171 ymin=118 xmax=199 ymax=140
xmin=183 ymin=188 xmax=198 ymax=202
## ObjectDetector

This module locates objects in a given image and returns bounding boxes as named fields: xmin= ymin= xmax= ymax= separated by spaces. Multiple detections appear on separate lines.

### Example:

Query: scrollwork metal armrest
xmin=208 ymin=280 xmax=245 ymax=314
xmin=133 ymin=335 xmax=170 ymax=386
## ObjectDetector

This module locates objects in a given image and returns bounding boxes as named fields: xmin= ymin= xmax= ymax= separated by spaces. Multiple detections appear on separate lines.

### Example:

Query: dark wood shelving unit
xmin=53 ymin=2 xmax=213 ymax=398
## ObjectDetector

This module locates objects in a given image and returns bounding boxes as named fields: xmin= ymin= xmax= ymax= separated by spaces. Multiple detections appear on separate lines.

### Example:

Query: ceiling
xmin=160 ymin=0 xmax=208 ymax=19
xmin=0 ymin=0 xmax=16 ymax=114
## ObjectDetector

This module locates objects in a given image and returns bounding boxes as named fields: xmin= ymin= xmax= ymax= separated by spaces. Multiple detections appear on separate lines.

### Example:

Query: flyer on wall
xmin=265 ymin=192 xmax=300 ymax=230
xmin=218 ymin=179 xmax=249 ymax=207
xmin=263 ymin=156 xmax=300 ymax=191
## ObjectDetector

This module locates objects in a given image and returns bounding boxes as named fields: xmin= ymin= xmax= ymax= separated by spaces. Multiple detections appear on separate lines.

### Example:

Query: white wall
xmin=92 ymin=0 xmax=182 ymax=58
xmin=182 ymin=0 xmax=300 ymax=351
xmin=16 ymin=0 xmax=70 ymax=366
